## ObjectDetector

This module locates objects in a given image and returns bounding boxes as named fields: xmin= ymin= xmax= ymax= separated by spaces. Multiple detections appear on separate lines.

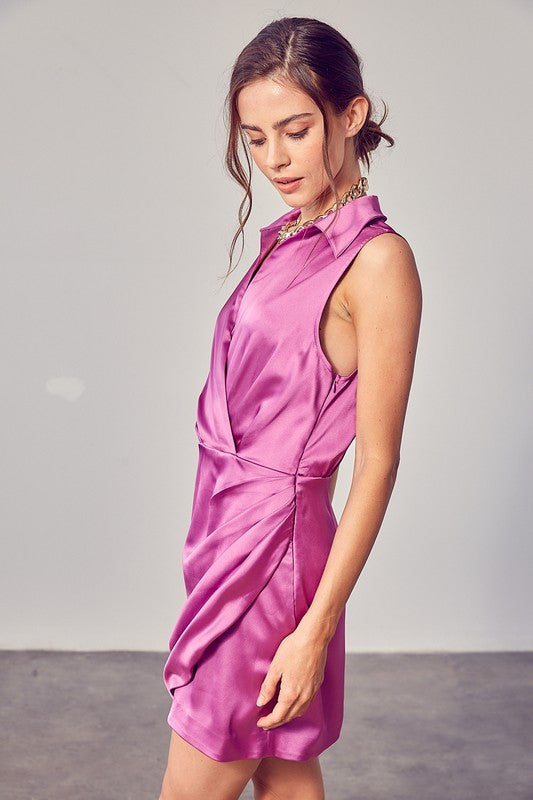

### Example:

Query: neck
xmin=298 ymin=175 xmax=365 ymax=224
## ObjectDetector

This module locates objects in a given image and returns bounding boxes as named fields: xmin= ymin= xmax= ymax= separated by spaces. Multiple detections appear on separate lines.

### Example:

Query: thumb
xmin=256 ymin=666 xmax=281 ymax=706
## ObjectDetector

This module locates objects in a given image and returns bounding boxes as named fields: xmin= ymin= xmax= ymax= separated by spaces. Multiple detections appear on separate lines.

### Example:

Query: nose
xmin=264 ymin=137 xmax=290 ymax=171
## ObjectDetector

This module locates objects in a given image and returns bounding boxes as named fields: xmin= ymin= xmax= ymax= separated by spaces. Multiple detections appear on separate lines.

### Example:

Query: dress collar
xmin=260 ymin=194 xmax=386 ymax=258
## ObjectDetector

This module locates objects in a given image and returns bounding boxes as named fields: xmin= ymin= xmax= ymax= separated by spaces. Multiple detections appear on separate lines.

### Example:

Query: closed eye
xmin=248 ymin=129 xmax=309 ymax=147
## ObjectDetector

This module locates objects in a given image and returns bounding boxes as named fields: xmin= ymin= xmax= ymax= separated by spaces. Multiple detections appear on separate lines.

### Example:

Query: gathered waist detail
xmin=198 ymin=439 xmax=333 ymax=482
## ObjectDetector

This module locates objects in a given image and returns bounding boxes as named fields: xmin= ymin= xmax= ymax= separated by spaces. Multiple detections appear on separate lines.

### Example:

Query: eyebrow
xmin=240 ymin=112 xmax=315 ymax=133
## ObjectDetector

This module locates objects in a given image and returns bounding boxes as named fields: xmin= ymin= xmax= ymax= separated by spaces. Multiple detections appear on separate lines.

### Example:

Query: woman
xmin=159 ymin=16 xmax=422 ymax=800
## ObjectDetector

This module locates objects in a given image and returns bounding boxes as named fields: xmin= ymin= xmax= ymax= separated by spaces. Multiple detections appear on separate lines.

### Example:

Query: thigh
xmin=251 ymin=755 xmax=325 ymax=800
xmin=159 ymin=729 xmax=261 ymax=800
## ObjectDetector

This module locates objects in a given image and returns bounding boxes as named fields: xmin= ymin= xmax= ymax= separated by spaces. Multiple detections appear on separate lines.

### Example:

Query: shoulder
xmin=353 ymin=231 xmax=417 ymax=280
xmin=341 ymin=231 xmax=422 ymax=314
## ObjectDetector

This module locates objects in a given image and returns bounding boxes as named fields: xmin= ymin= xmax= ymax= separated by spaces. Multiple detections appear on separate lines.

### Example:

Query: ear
xmin=345 ymin=95 xmax=369 ymax=139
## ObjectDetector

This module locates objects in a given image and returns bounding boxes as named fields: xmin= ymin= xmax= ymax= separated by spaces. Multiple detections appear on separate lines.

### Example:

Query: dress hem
xmin=167 ymin=704 xmax=341 ymax=763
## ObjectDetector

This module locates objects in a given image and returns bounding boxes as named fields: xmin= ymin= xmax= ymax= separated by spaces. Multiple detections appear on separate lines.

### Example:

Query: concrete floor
xmin=0 ymin=651 xmax=531 ymax=800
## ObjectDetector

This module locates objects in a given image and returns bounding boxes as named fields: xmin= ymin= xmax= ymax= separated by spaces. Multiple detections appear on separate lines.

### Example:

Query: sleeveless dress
xmin=163 ymin=194 xmax=398 ymax=762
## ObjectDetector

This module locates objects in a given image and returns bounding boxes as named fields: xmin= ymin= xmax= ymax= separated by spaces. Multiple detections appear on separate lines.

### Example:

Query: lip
xmin=274 ymin=177 xmax=303 ymax=193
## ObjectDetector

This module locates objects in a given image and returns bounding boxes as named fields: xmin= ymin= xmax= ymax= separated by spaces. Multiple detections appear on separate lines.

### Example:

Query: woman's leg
xmin=251 ymin=755 xmax=325 ymax=800
xmin=158 ymin=729 xmax=261 ymax=800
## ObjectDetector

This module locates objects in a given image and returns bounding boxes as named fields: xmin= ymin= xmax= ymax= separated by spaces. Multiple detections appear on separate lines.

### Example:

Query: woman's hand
xmin=255 ymin=623 xmax=328 ymax=730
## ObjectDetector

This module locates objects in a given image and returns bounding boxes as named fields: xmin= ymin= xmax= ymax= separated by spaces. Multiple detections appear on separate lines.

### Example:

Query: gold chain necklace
xmin=276 ymin=176 xmax=368 ymax=244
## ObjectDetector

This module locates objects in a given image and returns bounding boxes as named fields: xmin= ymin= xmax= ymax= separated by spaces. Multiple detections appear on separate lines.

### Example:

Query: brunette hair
xmin=222 ymin=16 xmax=394 ymax=279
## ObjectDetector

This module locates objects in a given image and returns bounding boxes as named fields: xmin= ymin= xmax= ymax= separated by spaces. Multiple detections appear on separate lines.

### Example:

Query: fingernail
xmin=256 ymin=694 xmax=265 ymax=706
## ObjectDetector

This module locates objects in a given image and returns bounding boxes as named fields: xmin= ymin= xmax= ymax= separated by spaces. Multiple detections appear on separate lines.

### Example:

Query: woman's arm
xmin=299 ymin=232 xmax=422 ymax=645
xmin=255 ymin=232 xmax=422 ymax=728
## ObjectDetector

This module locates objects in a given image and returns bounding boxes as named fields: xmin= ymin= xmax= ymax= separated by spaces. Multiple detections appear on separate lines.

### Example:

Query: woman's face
xmin=237 ymin=77 xmax=364 ymax=218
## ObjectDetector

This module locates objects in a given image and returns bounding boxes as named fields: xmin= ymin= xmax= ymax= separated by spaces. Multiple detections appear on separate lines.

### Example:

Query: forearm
xmin=298 ymin=456 xmax=399 ymax=646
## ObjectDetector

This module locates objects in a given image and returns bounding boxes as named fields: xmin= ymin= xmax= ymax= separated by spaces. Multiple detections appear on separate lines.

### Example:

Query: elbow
xmin=390 ymin=451 xmax=401 ymax=478
xmin=355 ymin=447 xmax=401 ymax=484
xmin=383 ymin=454 xmax=400 ymax=486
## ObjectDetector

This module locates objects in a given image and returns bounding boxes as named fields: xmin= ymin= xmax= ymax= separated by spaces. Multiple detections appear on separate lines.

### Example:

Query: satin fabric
xmin=163 ymin=194 xmax=398 ymax=761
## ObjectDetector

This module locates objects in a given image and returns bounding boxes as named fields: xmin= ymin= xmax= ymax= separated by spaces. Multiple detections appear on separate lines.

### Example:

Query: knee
xmin=252 ymin=775 xmax=281 ymax=800
xmin=252 ymin=770 xmax=325 ymax=800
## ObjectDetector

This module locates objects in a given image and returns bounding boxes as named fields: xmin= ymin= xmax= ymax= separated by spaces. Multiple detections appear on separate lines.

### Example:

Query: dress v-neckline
xmin=246 ymin=237 xmax=283 ymax=290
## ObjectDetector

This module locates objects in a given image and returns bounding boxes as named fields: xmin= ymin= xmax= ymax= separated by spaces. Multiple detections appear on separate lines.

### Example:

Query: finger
xmin=256 ymin=698 xmax=298 ymax=729
xmin=257 ymin=675 xmax=300 ymax=724
xmin=256 ymin=667 xmax=282 ymax=707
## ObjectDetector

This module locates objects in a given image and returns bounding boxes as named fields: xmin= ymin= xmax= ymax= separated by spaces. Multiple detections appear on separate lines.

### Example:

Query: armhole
xmin=312 ymin=226 xmax=401 ymax=381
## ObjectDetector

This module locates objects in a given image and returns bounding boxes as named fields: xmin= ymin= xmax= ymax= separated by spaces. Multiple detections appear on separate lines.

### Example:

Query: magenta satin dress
xmin=163 ymin=194 xmax=398 ymax=761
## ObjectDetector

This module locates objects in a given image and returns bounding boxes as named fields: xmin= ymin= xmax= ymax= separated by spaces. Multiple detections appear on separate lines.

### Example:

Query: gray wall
xmin=1 ymin=0 xmax=531 ymax=652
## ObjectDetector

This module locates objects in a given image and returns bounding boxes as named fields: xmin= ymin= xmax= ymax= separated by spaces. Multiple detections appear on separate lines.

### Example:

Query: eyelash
xmin=248 ymin=129 xmax=309 ymax=147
